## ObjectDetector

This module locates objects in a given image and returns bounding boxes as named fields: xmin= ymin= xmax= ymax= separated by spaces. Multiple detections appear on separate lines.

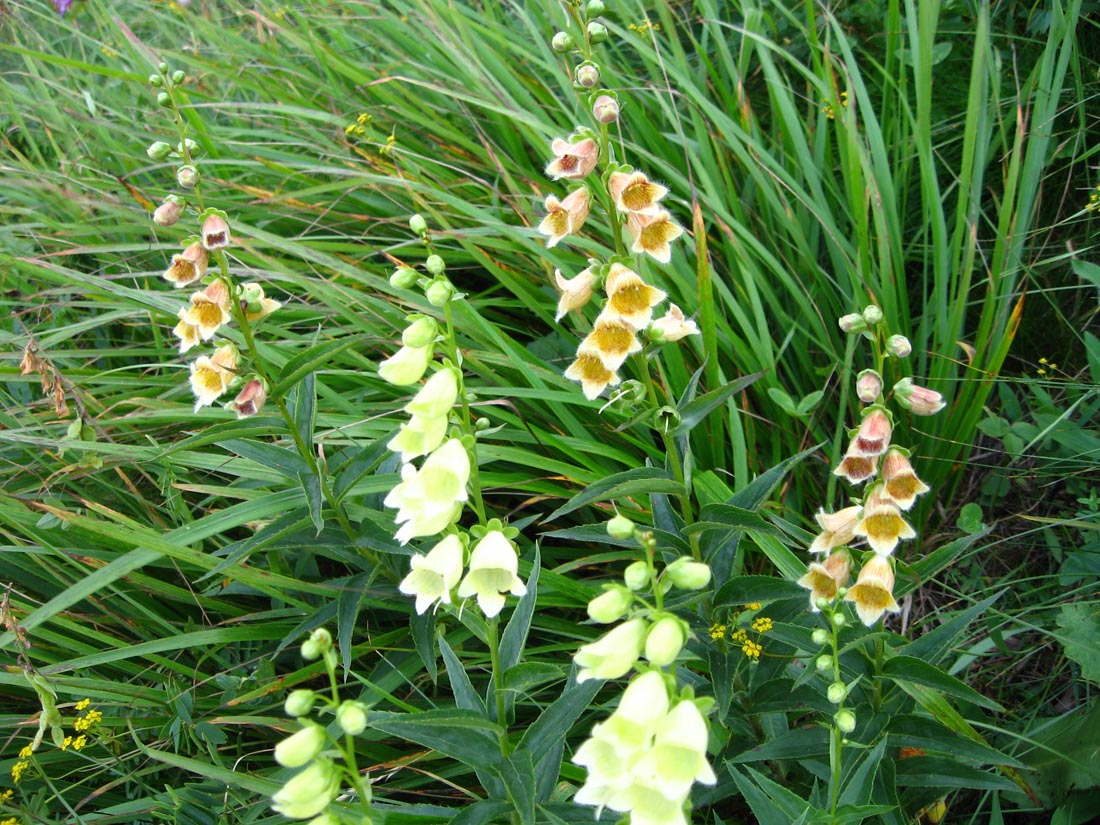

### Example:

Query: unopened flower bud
xmin=575 ymin=63 xmax=600 ymax=88
xmin=551 ymin=31 xmax=573 ymax=52
xmin=335 ymin=700 xmax=368 ymax=736
xmin=425 ymin=278 xmax=454 ymax=307
xmin=832 ymin=613 xmax=846 ymax=629
xmin=284 ymin=689 xmax=316 ymax=717
xmin=402 ymin=316 xmax=438 ymax=348
xmin=157 ymin=91 xmax=172 ymax=108
xmin=645 ymin=615 xmax=687 ymax=666
xmin=586 ymin=0 xmax=606 ymax=15
xmin=176 ymin=165 xmax=199 ymax=188
xmin=606 ymin=514 xmax=635 ymax=540
xmin=171 ymin=69 xmax=185 ymax=85
xmin=886 ymin=334 xmax=912 ymax=358
xmin=178 ymin=138 xmax=199 ymax=157
xmin=475 ymin=417 xmax=491 ymax=430
xmin=592 ymin=94 xmax=619 ymax=124
xmin=157 ymin=62 xmax=169 ymax=73
xmin=815 ymin=654 xmax=833 ymax=673
xmin=665 ymin=557 xmax=712 ymax=591
xmin=838 ymin=313 xmax=868 ymax=335
xmin=826 ymin=682 xmax=847 ymax=704
xmin=587 ymin=21 xmax=608 ymax=42
xmin=623 ymin=560 xmax=650 ymax=591
xmin=153 ymin=197 xmax=184 ymax=227
xmin=811 ymin=628 xmax=830 ymax=646
xmin=274 ymin=722 xmax=326 ymax=768
xmin=586 ymin=586 xmax=632 ymax=624
xmin=148 ymin=73 xmax=162 ymax=86
xmin=301 ymin=627 xmax=332 ymax=660
xmin=409 ymin=214 xmax=428 ymax=235
xmin=147 ymin=141 xmax=173 ymax=161
xmin=893 ymin=377 xmax=945 ymax=415
xmin=271 ymin=758 xmax=340 ymax=820
xmin=834 ymin=709 xmax=857 ymax=733
xmin=862 ymin=305 xmax=883 ymax=325
xmin=389 ymin=266 xmax=419 ymax=289
xmin=425 ymin=254 xmax=445 ymax=276
xmin=855 ymin=369 xmax=883 ymax=404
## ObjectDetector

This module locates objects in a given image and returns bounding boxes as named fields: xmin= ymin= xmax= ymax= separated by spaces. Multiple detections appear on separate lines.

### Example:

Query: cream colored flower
xmin=189 ymin=344 xmax=238 ymax=410
xmin=808 ymin=505 xmax=863 ymax=554
xmin=880 ymin=448 xmax=930 ymax=510
xmin=554 ymin=267 xmax=596 ymax=321
xmin=538 ymin=187 xmax=590 ymax=248
xmin=456 ymin=530 xmax=527 ymax=618
xmin=181 ymin=279 xmax=232 ymax=341
xmin=853 ymin=484 xmax=916 ymax=556
xmin=797 ymin=549 xmax=852 ymax=610
xmin=545 ymin=137 xmax=599 ymax=180
xmin=608 ymin=171 xmax=668 ymax=215
xmin=649 ymin=304 xmax=699 ymax=343
xmin=626 ymin=210 xmax=683 ymax=264
xmin=602 ymin=263 xmax=666 ymax=330
xmin=173 ymin=308 xmax=202 ymax=354
xmin=383 ymin=438 xmax=470 ymax=544
xmin=240 ymin=282 xmax=281 ymax=322
xmin=162 ymin=241 xmax=208 ymax=288
xmin=833 ymin=441 xmax=878 ymax=485
xmin=564 ymin=347 xmax=621 ymax=400
xmin=579 ymin=316 xmax=642 ymax=371
xmin=844 ymin=554 xmax=900 ymax=626
xmin=399 ymin=534 xmax=465 ymax=615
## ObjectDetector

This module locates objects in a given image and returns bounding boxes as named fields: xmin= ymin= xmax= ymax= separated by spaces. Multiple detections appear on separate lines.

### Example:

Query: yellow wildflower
xmin=75 ymin=698 xmax=91 ymax=711
xmin=708 ymin=623 xmax=727 ymax=640
xmin=72 ymin=735 xmax=87 ymax=751
xmin=61 ymin=736 xmax=73 ymax=751
xmin=745 ymin=602 xmax=762 ymax=611
xmin=742 ymin=640 xmax=762 ymax=660
xmin=10 ymin=761 xmax=28 ymax=784
xmin=751 ymin=617 xmax=773 ymax=633
xmin=16 ymin=747 xmax=31 ymax=760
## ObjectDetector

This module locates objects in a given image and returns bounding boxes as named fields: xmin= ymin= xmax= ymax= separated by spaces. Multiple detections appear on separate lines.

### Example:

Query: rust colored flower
xmin=880 ymin=448 xmax=930 ymax=510
xmin=538 ymin=187 xmax=591 ymax=248
xmin=853 ymin=484 xmax=916 ymax=556
xmin=162 ymin=241 xmax=208 ymax=288
xmin=545 ymin=137 xmax=599 ymax=180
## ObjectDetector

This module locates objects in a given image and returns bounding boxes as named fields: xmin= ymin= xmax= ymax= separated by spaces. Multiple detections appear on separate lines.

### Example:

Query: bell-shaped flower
xmin=384 ymin=438 xmax=470 ymax=544
xmin=602 ymin=263 xmax=667 ymax=330
xmin=894 ymin=377 xmax=946 ymax=415
xmin=664 ymin=557 xmax=711 ymax=591
xmin=564 ymin=346 xmax=621 ymax=400
xmin=853 ymin=484 xmax=916 ymax=556
xmin=844 ymin=554 xmax=900 ymax=626
xmin=580 ymin=315 xmax=642 ymax=371
xmin=399 ymin=533 xmax=465 ymax=615
xmin=603 ymin=670 xmax=669 ymax=747
xmin=808 ymin=505 xmax=863 ymax=554
xmin=833 ymin=441 xmax=878 ymax=485
xmin=639 ymin=700 xmax=716 ymax=799
xmin=201 ymin=213 xmax=231 ymax=251
xmin=881 ymin=448 xmax=930 ymax=510
xmin=609 ymin=780 xmax=689 ymax=825
xmin=855 ymin=369 xmax=883 ymax=404
xmin=378 ymin=343 xmax=433 ymax=386
xmin=173 ymin=309 xmax=202 ymax=354
xmin=538 ymin=187 xmax=590 ymax=248
xmin=240 ymin=282 xmax=281 ymax=322
xmin=226 ymin=378 xmax=267 ymax=418
xmin=572 ymin=729 xmax=636 ymax=814
xmin=649 ymin=304 xmax=699 ymax=343
xmin=608 ymin=171 xmax=668 ymax=215
xmin=575 ymin=618 xmax=648 ymax=683
xmin=270 ymin=758 xmax=340 ymax=820
xmin=852 ymin=407 xmax=892 ymax=457
xmin=189 ymin=344 xmax=238 ymax=410
xmin=626 ymin=210 xmax=684 ymax=264
xmin=587 ymin=585 xmax=633 ymax=624
xmin=388 ymin=413 xmax=449 ymax=462
xmin=162 ymin=241 xmax=209 ymax=288
xmin=545 ymin=137 xmax=599 ymax=180
xmin=644 ymin=616 xmax=686 ymax=666
xmin=456 ymin=530 xmax=527 ymax=618
xmin=797 ymin=549 xmax=852 ymax=611
xmin=554 ymin=267 xmax=596 ymax=321
xmin=274 ymin=722 xmax=326 ymax=768
xmin=181 ymin=279 xmax=232 ymax=342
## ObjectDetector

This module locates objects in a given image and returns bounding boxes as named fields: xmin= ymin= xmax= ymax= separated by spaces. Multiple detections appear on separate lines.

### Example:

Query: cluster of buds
xmin=569 ymin=516 xmax=715 ymax=822
xmin=798 ymin=306 xmax=945 ymax=626
xmin=272 ymin=629 xmax=372 ymax=823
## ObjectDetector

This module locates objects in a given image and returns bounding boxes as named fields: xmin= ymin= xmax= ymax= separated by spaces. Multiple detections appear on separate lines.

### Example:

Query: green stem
xmin=443 ymin=300 xmax=487 ymax=524
xmin=323 ymin=651 xmax=373 ymax=819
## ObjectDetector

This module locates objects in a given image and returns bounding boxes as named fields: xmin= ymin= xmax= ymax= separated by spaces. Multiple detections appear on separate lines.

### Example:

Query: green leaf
xmin=500 ymin=545 xmax=540 ymax=673
xmin=366 ymin=709 xmax=503 ymax=770
xmin=439 ymin=634 xmax=485 ymax=714
xmin=672 ymin=371 xmax=763 ymax=436
xmin=517 ymin=675 xmax=601 ymax=802
xmin=727 ymin=725 xmax=829 ymax=763
xmin=882 ymin=656 xmax=1005 ymax=711
xmin=685 ymin=503 xmax=774 ymax=535
xmin=269 ymin=335 xmax=369 ymax=399
xmin=893 ymin=755 xmax=1018 ymax=792
xmin=297 ymin=470 xmax=325 ymax=535
xmin=714 ymin=576 xmax=806 ymax=610
xmin=450 ymin=800 xmax=512 ymax=825
xmin=767 ymin=387 xmax=798 ymax=416
xmin=337 ymin=573 xmax=368 ymax=675
xmin=499 ymin=749 xmax=536 ymax=825
xmin=543 ymin=467 xmax=683 ymax=522
xmin=887 ymin=715 xmax=1028 ymax=769
xmin=1056 ymin=603 xmax=1100 ymax=684
xmin=727 ymin=765 xmax=813 ymax=825
xmin=900 ymin=590 xmax=1001 ymax=663
xmin=217 ymin=438 xmax=309 ymax=479
xmin=291 ymin=370 xmax=317 ymax=449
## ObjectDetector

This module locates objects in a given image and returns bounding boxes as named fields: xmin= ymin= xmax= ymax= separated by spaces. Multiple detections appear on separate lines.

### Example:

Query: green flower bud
xmin=171 ymin=70 xmax=186 ymax=85
xmin=425 ymin=278 xmax=454 ymax=307
xmin=176 ymin=165 xmax=199 ymax=188
xmin=575 ymin=63 xmax=600 ymax=88
xmin=832 ymin=613 xmax=846 ymax=629
xmin=586 ymin=0 xmax=606 ymax=16
xmin=665 ymin=557 xmax=712 ymax=591
xmin=402 ymin=316 xmax=438 ymax=348
xmin=623 ymin=560 xmax=650 ymax=591
xmin=811 ymin=628 xmax=830 ymax=646
xmin=157 ymin=91 xmax=172 ymax=108
xmin=645 ymin=615 xmax=687 ymax=666
xmin=284 ymin=689 xmax=316 ymax=717
xmin=274 ymin=722 xmax=326 ymax=768
xmin=389 ymin=266 xmax=419 ymax=290
xmin=586 ymin=586 xmax=633 ymax=624
xmin=815 ymin=654 xmax=833 ymax=673
xmin=826 ymin=682 xmax=847 ymax=704
xmin=146 ymin=141 xmax=173 ymax=162
xmin=301 ymin=627 xmax=332 ymax=660
xmin=157 ymin=61 xmax=169 ymax=73
xmin=271 ymin=758 xmax=340 ymax=820
xmin=886 ymin=334 xmax=912 ymax=358
xmin=148 ymin=74 xmax=163 ymax=86
xmin=335 ymin=700 xmax=368 ymax=736
xmin=178 ymin=138 xmax=199 ymax=157
xmin=587 ymin=21 xmax=608 ymax=42
xmin=475 ymin=417 xmax=491 ymax=431
xmin=606 ymin=514 xmax=635 ymax=540
xmin=425 ymin=254 xmax=445 ymax=276
xmin=862 ymin=304 xmax=883 ymax=325
xmin=834 ymin=709 xmax=857 ymax=733
xmin=838 ymin=313 xmax=868 ymax=335
xmin=409 ymin=214 xmax=428 ymax=235
xmin=551 ymin=31 xmax=574 ymax=52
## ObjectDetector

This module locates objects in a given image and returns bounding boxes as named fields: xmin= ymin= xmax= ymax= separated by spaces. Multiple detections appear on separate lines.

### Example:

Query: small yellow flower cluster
xmin=713 ymin=606 xmax=773 ymax=660
xmin=9 ymin=750 xmax=29 ymax=784
xmin=74 ymin=707 xmax=102 ymax=732
xmin=1036 ymin=356 xmax=1058 ymax=376
xmin=751 ymin=616 xmax=773 ymax=633
xmin=378 ymin=133 xmax=397 ymax=156
xmin=1086 ymin=184 xmax=1100 ymax=212
xmin=344 ymin=112 xmax=371 ymax=137
xmin=708 ymin=623 xmax=727 ymax=640
xmin=823 ymin=90 xmax=849 ymax=120
xmin=59 ymin=735 xmax=88 ymax=752
xmin=75 ymin=698 xmax=90 ymax=711
xmin=627 ymin=19 xmax=660 ymax=34
xmin=742 ymin=640 xmax=763 ymax=660
xmin=0 ymin=788 xmax=13 ymax=803
xmin=1 ymin=815 xmax=18 ymax=825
